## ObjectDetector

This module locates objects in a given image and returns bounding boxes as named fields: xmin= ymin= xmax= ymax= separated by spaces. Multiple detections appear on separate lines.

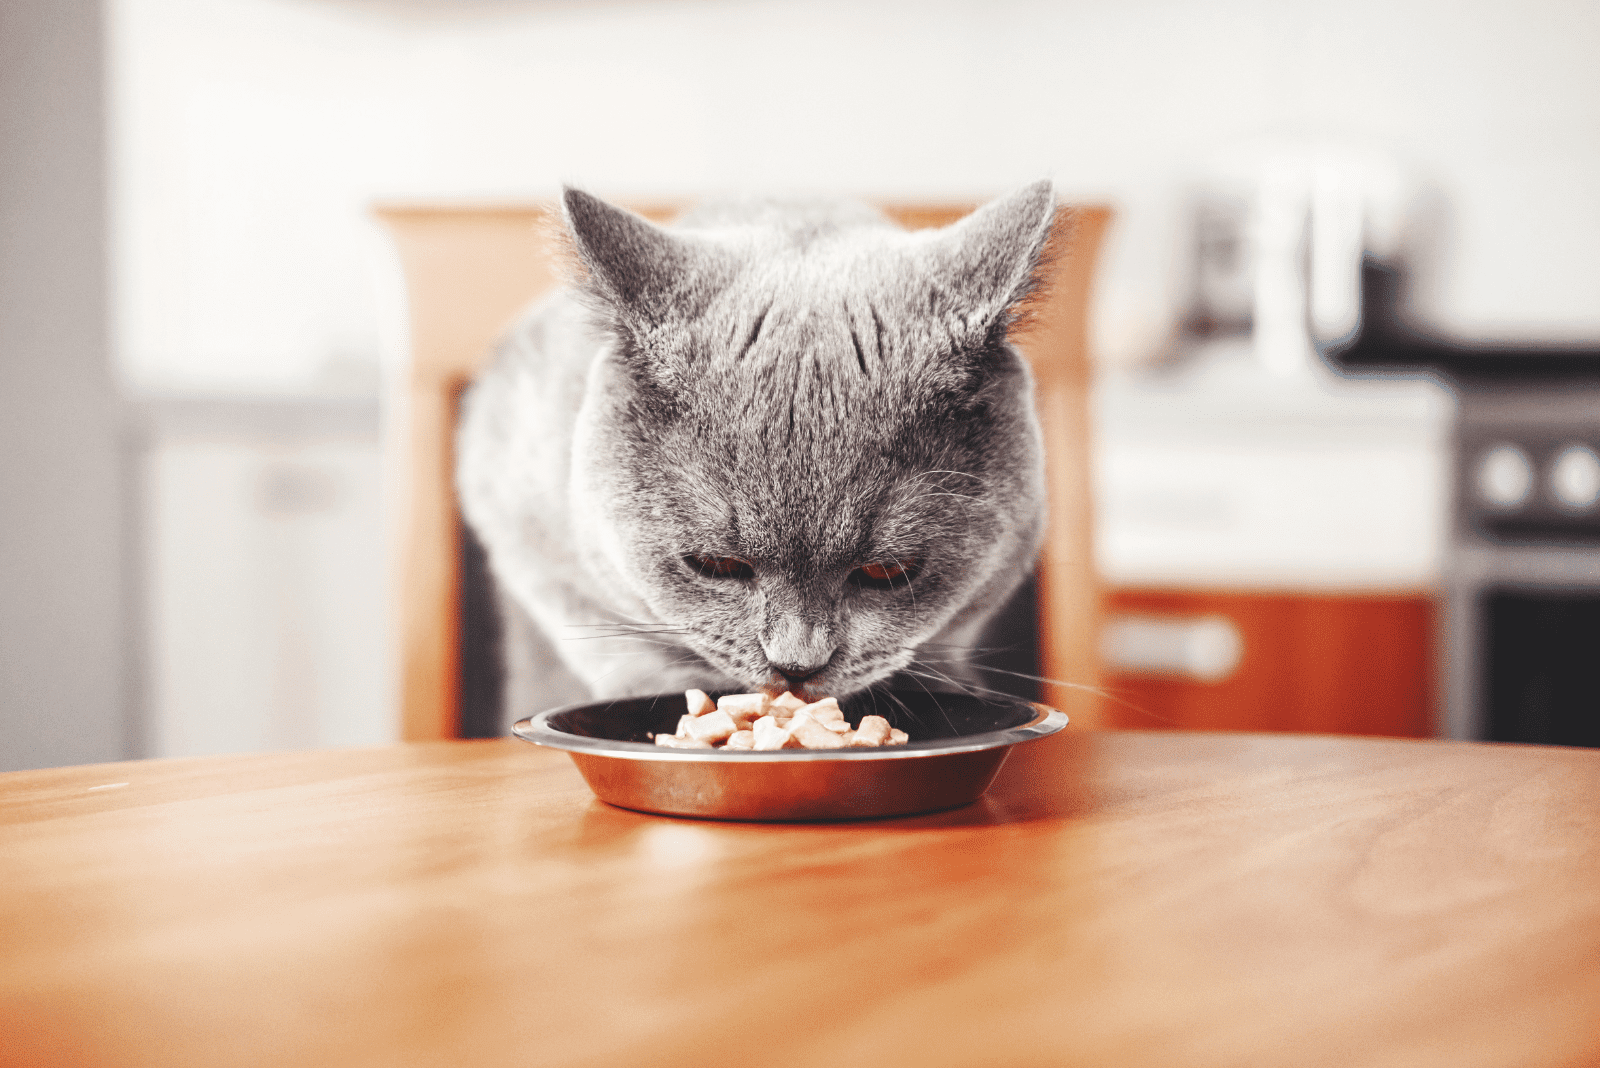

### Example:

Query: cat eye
xmin=849 ymin=558 xmax=921 ymax=590
xmin=684 ymin=554 xmax=755 ymax=580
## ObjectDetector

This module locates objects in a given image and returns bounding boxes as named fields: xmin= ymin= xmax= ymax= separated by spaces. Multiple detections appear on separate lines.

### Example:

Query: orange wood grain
xmin=376 ymin=200 xmax=1111 ymax=740
xmin=376 ymin=206 xmax=560 ymax=743
xmin=2 ymin=734 xmax=1596 ymax=1068
xmin=1103 ymin=588 xmax=1436 ymax=737
xmin=1018 ymin=207 xmax=1113 ymax=729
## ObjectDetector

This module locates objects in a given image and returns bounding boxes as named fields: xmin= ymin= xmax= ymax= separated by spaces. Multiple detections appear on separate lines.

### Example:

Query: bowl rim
xmin=513 ymin=693 xmax=1068 ymax=763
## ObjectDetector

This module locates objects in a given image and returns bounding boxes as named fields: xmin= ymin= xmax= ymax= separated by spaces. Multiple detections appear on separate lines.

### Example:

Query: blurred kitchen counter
xmin=1091 ymin=340 xmax=1455 ymax=736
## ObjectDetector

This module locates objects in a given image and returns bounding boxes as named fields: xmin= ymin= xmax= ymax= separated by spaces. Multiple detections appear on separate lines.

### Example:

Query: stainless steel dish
xmin=513 ymin=689 xmax=1068 ymax=821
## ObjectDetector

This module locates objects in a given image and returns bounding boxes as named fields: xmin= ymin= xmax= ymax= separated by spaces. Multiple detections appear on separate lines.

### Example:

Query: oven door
xmin=1483 ymin=586 xmax=1600 ymax=747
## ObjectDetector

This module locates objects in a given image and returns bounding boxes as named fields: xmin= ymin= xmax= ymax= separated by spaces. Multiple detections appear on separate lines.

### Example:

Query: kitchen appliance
xmin=1334 ymin=258 xmax=1600 ymax=748
xmin=1442 ymin=379 xmax=1600 ymax=747
xmin=1183 ymin=144 xmax=1425 ymax=372
xmin=1090 ymin=147 xmax=1447 ymax=739
xmin=1116 ymin=143 xmax=1600 ymax=747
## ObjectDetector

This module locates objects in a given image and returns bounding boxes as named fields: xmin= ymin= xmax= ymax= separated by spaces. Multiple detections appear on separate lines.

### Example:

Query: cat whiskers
xmin=905 ymin=468 xmax=993 ymax=491
xmin=559 ymin=624 xmax=690 ymax=664
xmin=915 ymin=639 xmax=1030 ymax=656
xmin=560 ymin=629 xmax=683 ymax=641
xmin=572 ymin=642 xmax=687 ymax=658
xmin=884 ymin=548 xmax=919 ymax=615
xmin=898 ymin=471 xmax=994 ymax=513
xmin=900 ymin=487 xmax=987 ymax=506
xmin=579 ymin=648 xmax=716 ymax=694
xmin=910 ymin=656 xmax=1179 ymax=728
xmin=895 ymin=475 xmax=992 ymax=552
xmin=859 ymin=685 xmax=925 ymax=733
xmin=894 ymin=665 xmax=961 ymax=735
xmin=562 ymin=621 xmax=685 ymax=632
xmin=898 ymin=665 xmax=1063 ymax=722
xmin=560 ymin=636 xmax=686 ymax=654
xmin=560 ymin=622 xmax=686 ymax=642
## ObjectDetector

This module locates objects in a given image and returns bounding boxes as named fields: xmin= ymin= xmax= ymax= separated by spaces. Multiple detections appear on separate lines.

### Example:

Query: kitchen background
xmin=4 ymin=0 xmax=1598 ymax=770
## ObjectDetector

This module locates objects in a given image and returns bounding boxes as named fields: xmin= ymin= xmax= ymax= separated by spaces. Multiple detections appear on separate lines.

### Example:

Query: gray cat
xmin=456 ymin=182 xmax=1057 ymax=726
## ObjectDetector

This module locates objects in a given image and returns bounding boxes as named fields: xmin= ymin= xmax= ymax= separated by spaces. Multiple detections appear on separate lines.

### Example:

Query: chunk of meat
xmin=798 ymin=697 xmax=845 ymax=724
xmin=848 ymin=715 xmax=891 ymax=747
xmin=667 ymin=691 xmax=910 ymax=750
xmin=654 ymin=735 xmax=714 ymax=749
xmin=684 ymin=709 xmax=738 ymax=744
xmin=751 ymin=716 xmax=796 ymax=750
xmin=788 ymin=711 xmax=847 ymax=750
xmin=770 ymin=692 xmax=806 ymax=713
xmin=717 ymin=692 xmax=770 ymax=729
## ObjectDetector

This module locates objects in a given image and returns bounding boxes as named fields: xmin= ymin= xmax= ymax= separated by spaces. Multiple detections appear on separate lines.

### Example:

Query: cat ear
xmin=932 ymin=179 xmax=1060 ymax=336
xmin=561 ymin=188 xmax=720 ymax=331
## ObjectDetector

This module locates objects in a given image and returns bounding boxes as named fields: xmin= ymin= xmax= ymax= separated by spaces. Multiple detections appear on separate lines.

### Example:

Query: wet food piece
xmin=654 ymin=690 xmax=910 ymax=749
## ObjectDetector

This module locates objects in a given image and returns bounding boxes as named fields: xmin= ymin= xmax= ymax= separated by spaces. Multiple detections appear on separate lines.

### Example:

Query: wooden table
xmin=3 ymin=731 xmax=1598 ymax=1068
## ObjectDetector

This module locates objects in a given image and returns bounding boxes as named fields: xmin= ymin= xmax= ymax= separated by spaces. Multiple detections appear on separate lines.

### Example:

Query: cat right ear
xmin=561 ymin=188 xmax=719 ymax=332
xmin=932 ymin=179 xmax=1061 ymax=339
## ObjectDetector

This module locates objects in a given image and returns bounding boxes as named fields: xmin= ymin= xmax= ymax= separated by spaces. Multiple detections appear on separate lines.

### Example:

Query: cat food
xmin=653 ymin=689 xmax=910 ymax=750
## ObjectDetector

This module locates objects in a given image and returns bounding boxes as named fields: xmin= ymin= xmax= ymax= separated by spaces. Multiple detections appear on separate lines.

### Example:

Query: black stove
xmin=1330 ymin=260 xmax=1600 ymax=748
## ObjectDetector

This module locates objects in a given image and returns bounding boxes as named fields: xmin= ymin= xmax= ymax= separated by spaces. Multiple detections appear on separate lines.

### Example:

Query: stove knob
xmin=1550 ymin=444 xmax=1600 ymax=510
xmin=1476 ymin=444 xmax=1532 ymax=508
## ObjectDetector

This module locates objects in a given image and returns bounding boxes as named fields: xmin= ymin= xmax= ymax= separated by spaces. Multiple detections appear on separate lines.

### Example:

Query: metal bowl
xmin=513 ymin=689 xmax=1068 ymax=821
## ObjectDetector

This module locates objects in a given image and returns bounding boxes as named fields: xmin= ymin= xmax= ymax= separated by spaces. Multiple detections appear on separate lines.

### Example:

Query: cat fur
xmin=455 ymin=182 xmax=1059 ymax=723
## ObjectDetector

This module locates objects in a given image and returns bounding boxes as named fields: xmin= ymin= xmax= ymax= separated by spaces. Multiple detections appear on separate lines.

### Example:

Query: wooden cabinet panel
xmin=1100 ymin=589 xmax=1435 ymax=737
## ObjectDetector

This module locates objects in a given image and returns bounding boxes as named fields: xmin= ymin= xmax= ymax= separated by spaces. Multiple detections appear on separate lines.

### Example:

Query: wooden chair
xmin=375 ymin=199 xmax=1114 ymax=740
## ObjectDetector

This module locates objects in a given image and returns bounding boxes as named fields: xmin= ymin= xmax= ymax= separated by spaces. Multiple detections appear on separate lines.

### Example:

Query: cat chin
xmin=757 ymin=679 xmax=822 ymax=702
xmin=792 ymin=663 xmax=907 ymax=702
xmin=710 ymin=663 xmax=901 ymax=703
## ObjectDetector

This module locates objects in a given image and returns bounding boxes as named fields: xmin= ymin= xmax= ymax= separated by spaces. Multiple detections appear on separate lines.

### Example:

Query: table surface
xmin=2 ymin=730 xmax=1598 ymax=1068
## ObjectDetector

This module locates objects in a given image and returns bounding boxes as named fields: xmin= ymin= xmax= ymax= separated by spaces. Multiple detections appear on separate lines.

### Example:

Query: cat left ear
xmin=561 ymin=188 xmax=723 ymax=331
xmin=561 ymin=188 xmax=682 ymax=324
xmin=933 ymin=179 xmax=1060 ymax=336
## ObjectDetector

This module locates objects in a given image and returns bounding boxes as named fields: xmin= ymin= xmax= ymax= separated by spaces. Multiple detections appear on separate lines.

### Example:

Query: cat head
xmin=564 ymin=183 xmax=1058 ymax=698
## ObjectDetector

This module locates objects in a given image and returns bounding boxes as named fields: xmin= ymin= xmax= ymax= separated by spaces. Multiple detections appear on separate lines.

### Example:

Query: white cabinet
xmin=1094 ymin=343 xmax=1454 ymax=592
xmin=1089 ymin=344 xmax=1455 ymax=736
xmin=140 ymin=400 xmax=394 ymax=757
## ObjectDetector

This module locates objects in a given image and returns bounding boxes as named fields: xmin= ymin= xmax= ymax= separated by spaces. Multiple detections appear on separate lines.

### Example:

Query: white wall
xmin=110 ymin=0 xmax=1600 ymax=396
xmin=1 ymin=0 xmax=130 ymax=772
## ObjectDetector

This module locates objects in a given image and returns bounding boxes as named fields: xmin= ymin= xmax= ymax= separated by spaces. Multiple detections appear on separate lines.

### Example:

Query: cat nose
xmin=761 ymin=618 xmax=836 ymax=683
xmin=771 ymin=660 xmax=829 ymax=685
